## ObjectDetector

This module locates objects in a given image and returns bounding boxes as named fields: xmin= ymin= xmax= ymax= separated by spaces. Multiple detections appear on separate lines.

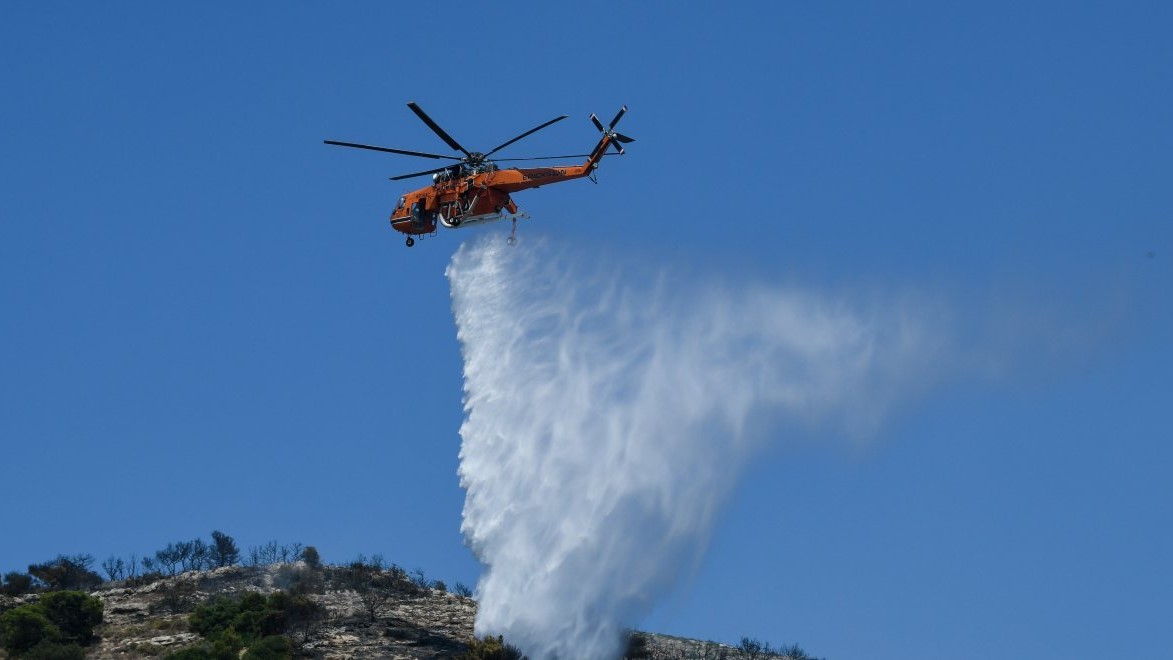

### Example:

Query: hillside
xmin=0 ymin=564 xmax=813 ymax=659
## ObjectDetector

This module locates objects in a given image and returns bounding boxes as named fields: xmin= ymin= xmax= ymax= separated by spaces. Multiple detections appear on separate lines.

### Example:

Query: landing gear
xmin=405 ymin=237 xmax=415 ymax=248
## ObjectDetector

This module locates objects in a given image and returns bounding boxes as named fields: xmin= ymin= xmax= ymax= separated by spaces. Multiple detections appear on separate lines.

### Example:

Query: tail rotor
xmin=590 ymin=106 xmax=635 ymax=155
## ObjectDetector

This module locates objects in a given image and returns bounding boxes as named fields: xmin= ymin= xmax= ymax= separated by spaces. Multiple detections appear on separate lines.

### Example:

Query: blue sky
xmin=2 ymin=2 xmax=1170 ymax=658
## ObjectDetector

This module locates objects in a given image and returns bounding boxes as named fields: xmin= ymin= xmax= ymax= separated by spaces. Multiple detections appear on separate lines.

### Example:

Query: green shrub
xmin=0 ymin=591 xmax=103 ymax=656
xmin=39 ymin=590 xmax=103 ymax=644
xmin=0 ymin=605 xmax=60 ymax=655
xmin=242 ymin=635 xmax=292 ymax=660
xmin=22 ymin=639 xmax=85 ymax=659
xmin=188 ymin=598 xmax=241 ymax=638
xmin=165 ymin=646 xmax=217 ymax=659
xmin=212 ymin=627 xmax=245 ymax=656
xmin=184 ymin=591 xmax=311 ymax=657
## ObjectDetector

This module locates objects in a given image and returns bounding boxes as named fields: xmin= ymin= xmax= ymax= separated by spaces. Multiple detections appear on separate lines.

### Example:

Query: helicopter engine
xmin=431 ymin=166 xmax=462 ymax=184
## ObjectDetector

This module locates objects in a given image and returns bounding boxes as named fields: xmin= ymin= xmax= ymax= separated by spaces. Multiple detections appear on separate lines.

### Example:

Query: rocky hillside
xmin=0 ymin=564 xmax=810 ymax=659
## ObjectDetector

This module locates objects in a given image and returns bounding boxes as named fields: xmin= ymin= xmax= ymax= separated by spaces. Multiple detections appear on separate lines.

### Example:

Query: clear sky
xmin=2 ymin=2 xmax=1170 ymax=659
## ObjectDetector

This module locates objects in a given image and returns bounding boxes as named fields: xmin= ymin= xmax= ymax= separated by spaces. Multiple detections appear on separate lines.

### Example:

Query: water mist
xmin=447 ymin=237 xmax=946 ymax=659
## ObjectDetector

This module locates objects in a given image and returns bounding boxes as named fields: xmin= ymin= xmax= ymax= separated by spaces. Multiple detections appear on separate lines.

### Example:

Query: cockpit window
xmin=396 ymin=196 xmax=406 ymax=211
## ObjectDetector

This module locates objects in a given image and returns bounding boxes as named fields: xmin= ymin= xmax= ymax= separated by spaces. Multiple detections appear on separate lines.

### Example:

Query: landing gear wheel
xmin=405 ymin=237 xmax=415 ymax=247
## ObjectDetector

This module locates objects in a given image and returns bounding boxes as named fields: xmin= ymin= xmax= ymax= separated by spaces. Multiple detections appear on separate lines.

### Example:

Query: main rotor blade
xmin=407 ymin=102 xmax=470 ymax=157
xmin=590 ymin=114 xmax=605 ymax=133
xmin=608 ymin=105 xmax=627 ymax=129
xmin=485 ymin=115 xmax=569 ymax=157
xmin=389 ymin=165 xmax=454 ymax=181
xmin=493 ymin=154 xmax=600 ymax=162
xmin=323 ymin=140 xmax=462 ymax=160
xmin=613 ymin=133 xmax=635 ymax=144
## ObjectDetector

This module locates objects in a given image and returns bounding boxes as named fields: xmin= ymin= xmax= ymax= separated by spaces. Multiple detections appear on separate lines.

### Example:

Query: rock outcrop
xmin=3 ymin=565 xmax=796 ymax=659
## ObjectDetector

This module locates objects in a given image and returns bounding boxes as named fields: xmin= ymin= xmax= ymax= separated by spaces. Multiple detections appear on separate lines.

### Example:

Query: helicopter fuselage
xmin=390 ymin=162 xmax=596 ymax=235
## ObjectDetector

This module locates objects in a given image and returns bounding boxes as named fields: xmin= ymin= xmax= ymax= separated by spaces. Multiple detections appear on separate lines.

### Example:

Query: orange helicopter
xmin=325 ymin=102 xmax=633 ymax=247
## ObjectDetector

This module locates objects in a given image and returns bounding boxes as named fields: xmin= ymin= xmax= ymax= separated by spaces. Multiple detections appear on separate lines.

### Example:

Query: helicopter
xmin=325 ymin=102 xmax=633 ymax=247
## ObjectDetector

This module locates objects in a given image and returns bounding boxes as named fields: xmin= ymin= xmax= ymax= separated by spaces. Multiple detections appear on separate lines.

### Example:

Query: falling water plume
xmin=447 ymin=236 xmax=946 ymax=659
